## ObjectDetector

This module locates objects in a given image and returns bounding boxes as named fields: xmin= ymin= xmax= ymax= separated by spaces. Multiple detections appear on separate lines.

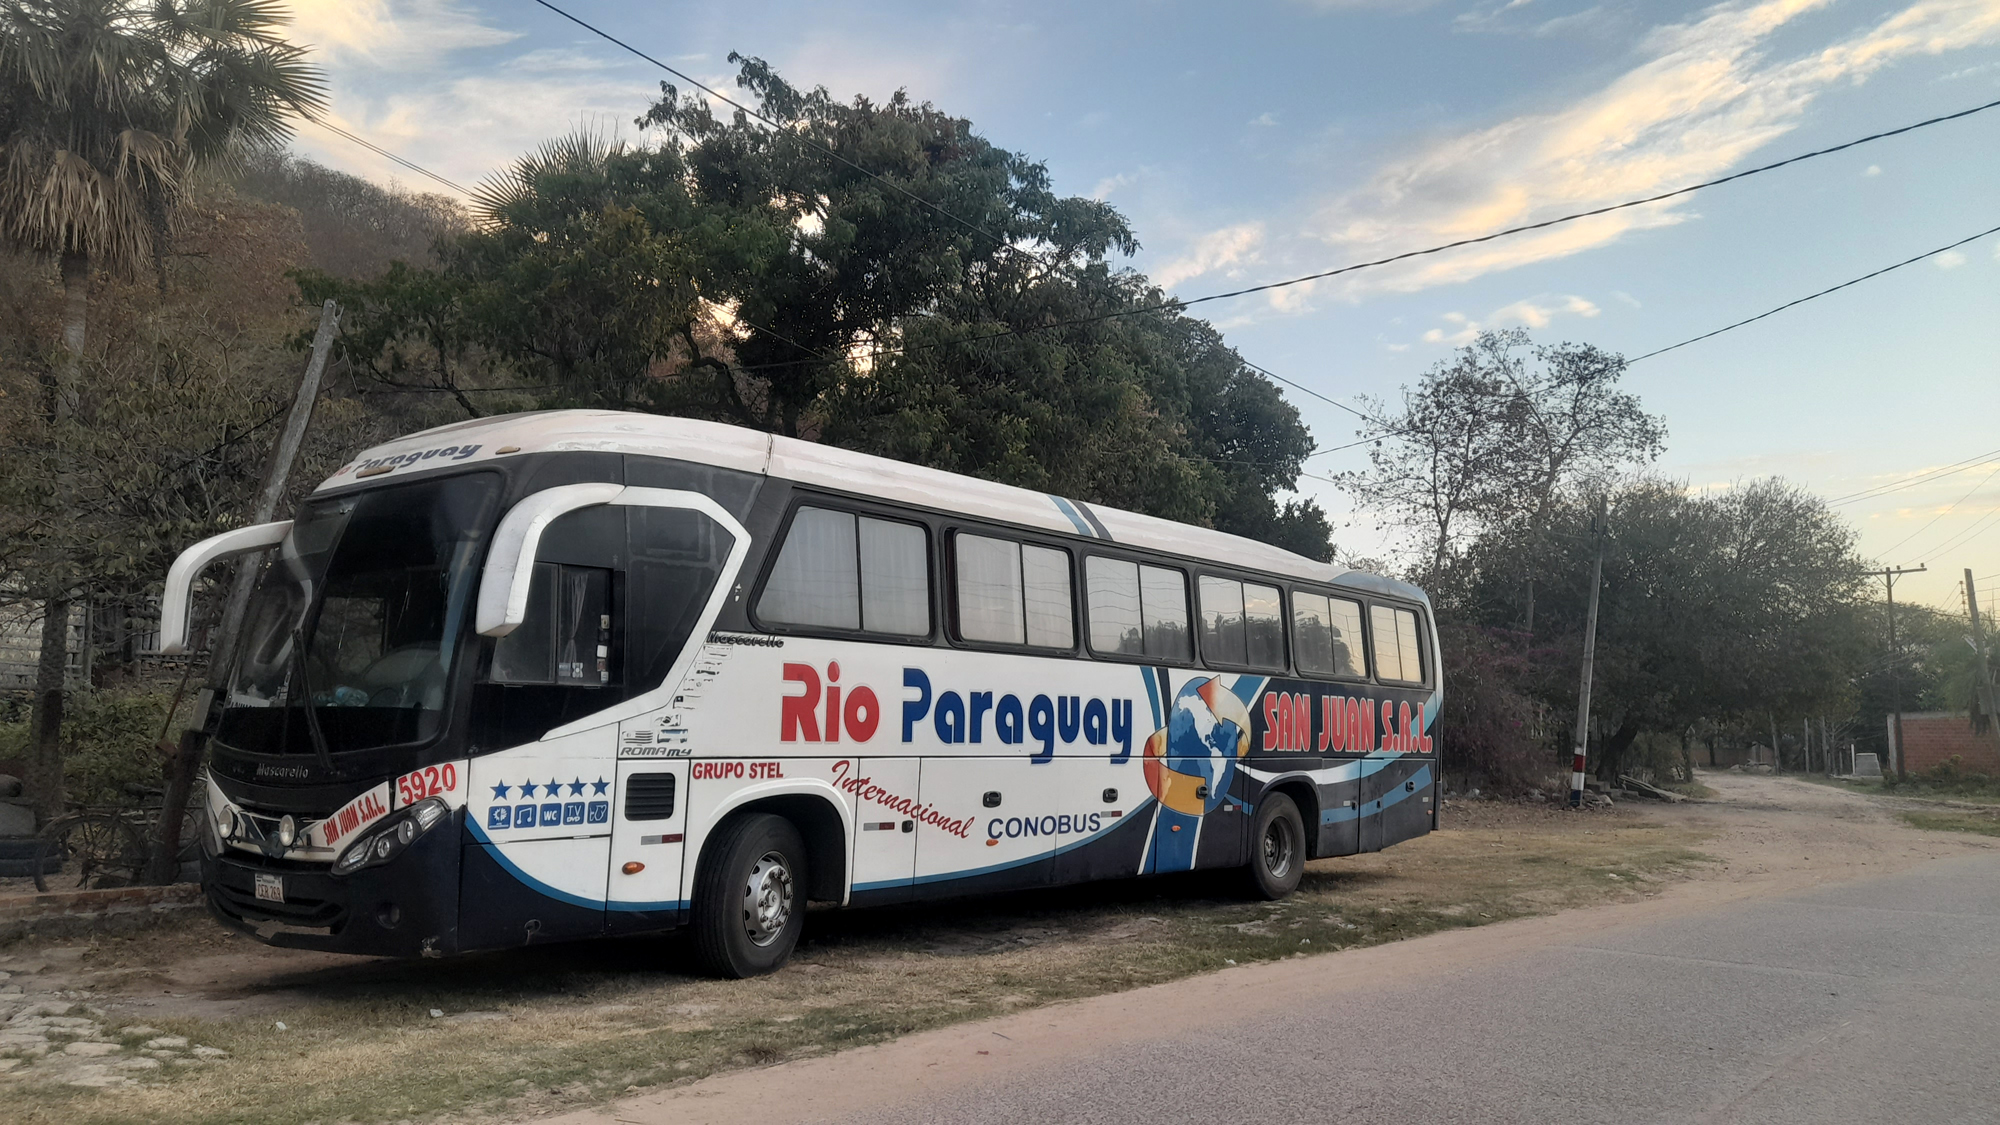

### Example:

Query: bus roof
xmin=318 ymin=410 xmax=1427 ymax=603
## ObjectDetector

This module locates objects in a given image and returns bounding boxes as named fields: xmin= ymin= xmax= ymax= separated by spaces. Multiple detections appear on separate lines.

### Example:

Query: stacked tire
xmin=0 ymin=837 xmax=59 ymax=880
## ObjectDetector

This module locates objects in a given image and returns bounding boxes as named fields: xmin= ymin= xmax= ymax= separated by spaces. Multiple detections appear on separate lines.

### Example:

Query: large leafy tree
xmin=1459 ymin=479 xmax=1869 ymax=781
xmin=0 ymin=0 xmax=323 ymax=818
xmin=304 ymin=57 xmax=1332 ymax=558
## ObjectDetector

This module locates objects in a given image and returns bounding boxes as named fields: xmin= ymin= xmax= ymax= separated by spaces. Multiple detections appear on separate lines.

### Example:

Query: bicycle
xmin=32 ymin=783 xmax=207 ymax=892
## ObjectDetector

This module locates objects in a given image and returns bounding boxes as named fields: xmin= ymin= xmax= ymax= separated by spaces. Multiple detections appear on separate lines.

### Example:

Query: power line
xmin=306 ymin=118 xmax=475 ymax=198
xmin=1828 ymin=446 xmax=2000 ymax=506
xmin=1921 ymin=504 xmax=2000 ymax=561
xmin=1879 ymin=463 xmax=2000 ymax=557
xmin=1627 ymin=222 xmax=2000 ymax=363
xmin=523 ymin=1 xmax=2000 ymax=393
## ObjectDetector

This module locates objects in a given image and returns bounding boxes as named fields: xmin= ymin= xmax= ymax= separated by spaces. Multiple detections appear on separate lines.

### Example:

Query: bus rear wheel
xmin=1245 ymin=793 xmax=1305 ymax=900
xmin=690 ymin=813 xmax=808 ymax=978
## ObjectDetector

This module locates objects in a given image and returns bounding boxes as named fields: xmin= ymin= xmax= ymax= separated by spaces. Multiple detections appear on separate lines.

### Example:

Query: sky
xmin=280 ymin=0 xmax=2000 ymax=611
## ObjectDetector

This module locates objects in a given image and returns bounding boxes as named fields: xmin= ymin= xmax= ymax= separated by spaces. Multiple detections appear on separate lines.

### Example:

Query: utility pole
xmin=1569 ymin=500 xmax=1607 ymax=809
xmin=1878 ymin=564 xmax=1925 ymax=783
xmin=145 ymin=300 xmax=340 ymax=883
xmin=1966 ymin=569 xmax=1995 ymax=731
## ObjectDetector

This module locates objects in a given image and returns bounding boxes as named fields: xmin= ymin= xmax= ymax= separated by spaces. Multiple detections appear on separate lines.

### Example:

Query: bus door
xmin=916 ymin=756 xmax=1052 ymax=895
xmin=845 ymin=757 xmax=919 ymax=905
xmin=606 ymin=754 xmax=689 ymax=934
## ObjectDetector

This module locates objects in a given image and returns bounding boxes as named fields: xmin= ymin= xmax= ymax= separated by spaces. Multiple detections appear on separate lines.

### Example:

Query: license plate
xmin=254 ymin=873 xmax=284 ymax=903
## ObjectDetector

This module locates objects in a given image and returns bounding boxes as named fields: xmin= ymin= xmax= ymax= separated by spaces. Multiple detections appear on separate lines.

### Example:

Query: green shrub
xmin=0 ymin=687 xmax=184 ymax=806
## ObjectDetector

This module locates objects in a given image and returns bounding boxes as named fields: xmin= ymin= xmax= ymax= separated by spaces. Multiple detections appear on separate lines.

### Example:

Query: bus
xmin=161 ymin=410 xmax=1441 ymax=977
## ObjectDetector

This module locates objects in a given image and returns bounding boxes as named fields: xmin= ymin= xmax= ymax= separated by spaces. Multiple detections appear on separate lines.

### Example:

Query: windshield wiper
xmin=289 ymin=627 xmax=337 ymax=773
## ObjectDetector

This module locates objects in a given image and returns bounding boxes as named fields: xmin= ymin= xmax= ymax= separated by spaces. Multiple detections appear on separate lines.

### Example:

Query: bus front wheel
xmin=1245 ymin=793 xmax=1305 ymax=900
xmin=691 ymin=813 xmax=808 ymax=978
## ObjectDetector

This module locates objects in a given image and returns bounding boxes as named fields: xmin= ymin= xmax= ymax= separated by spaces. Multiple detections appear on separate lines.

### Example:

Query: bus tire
xmin=1245 ymin=793 xmax=1305 ymax=900
xmin=690 ymin=813 xmax=808 ymax=978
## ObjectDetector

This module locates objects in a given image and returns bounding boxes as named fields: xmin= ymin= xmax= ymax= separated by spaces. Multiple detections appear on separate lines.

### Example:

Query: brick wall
xmin=1895 ymin=712 xmax=2000 ymax=776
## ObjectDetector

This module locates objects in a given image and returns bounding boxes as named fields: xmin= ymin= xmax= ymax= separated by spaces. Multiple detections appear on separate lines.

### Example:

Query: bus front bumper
xmin=203 ymin=821 xmax=461 ymax=957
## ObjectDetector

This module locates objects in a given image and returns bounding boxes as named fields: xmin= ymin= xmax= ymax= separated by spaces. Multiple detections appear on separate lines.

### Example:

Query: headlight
xmin=332 ymin=798 xmax=450 ymax=877
xmin=202 ymin=802 xmax=225 ymax=858
xmin=277 ymin=815 xmax=298 ymax=848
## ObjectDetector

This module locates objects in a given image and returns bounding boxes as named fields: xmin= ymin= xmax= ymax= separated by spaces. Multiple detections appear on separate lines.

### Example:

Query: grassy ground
xmin=1899 ymin=809 xmax=2000 ymax=837
xmin=4 ymin=801 xmax=1712 ymax=1125
xmin=1800 ymin=772 xmax=2000 ymax=807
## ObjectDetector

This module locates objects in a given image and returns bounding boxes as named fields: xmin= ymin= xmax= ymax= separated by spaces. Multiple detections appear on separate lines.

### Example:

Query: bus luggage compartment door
xmin=1358 ymin=756 xmax=1433 ymax=853
xmin=607 ymin=761 xmax=690 ymax=934
xmin=845 ymin=757 xmax=918 ymax=906
xmin=917 ymin=757 xmax=1052 ymax=896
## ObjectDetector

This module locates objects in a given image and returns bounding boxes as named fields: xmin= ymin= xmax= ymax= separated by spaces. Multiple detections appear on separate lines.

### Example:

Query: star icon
xmin=546 ymin=779 xmax=562 ymax=798
xmin=517 ymin=780 xmax=537 ymax=798
xmin=490 ymin=781 xmax=512 ymax=800
xmin=591 ymin=777 xmax=609 ymax=795
xmin=567 ymin=778 xmax=586 ymax=796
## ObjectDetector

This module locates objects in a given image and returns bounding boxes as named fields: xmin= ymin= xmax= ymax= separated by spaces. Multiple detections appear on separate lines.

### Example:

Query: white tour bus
xmin=162 ymin=410 xmax=1440 ymax=976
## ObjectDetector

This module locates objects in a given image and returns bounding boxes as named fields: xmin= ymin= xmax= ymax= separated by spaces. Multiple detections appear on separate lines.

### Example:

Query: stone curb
xmin=0 ymin=883 xmax=204 ymax=945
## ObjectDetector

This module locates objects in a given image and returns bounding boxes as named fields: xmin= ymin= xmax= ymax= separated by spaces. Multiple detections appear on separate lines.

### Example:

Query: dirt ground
xmin=544 ymin=771 xmax=2000 ymax=1125
xmin=0 ymin=771 xmax=1983 ymax=1125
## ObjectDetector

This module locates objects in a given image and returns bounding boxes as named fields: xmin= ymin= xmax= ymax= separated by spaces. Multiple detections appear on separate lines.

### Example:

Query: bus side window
xmin=1087 ymin=557 xmax=1189 ymax=662
xmin=487 ymin=563 xmax=612 ymax=686
xmin=757 ymin=506 xmax=931 ymax=638
xmin=1370 ymin=604 xmax=1426 ymax=683
xmin=1198 ymin=576 xmax=1246 ymax=666
xmin=1244 ymin=582 xmax=1285 ymax=672
xmin=954 ymin=534 xmax=1074 ymax=649
xmin=1295 ymin=592 xmax=1365 ymax=678
xmin=1139 ymin=565 xmax=1191 ymax=663
xmin=1200 ymin=577 xmax=1286 ymax=673
xmin=628 ymin=506 xmax=734 ymax=693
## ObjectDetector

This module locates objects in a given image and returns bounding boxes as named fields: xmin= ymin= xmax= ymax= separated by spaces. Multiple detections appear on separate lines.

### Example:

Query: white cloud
xmin=287 ymin=0 xmax=518 ymax=68
xmin=1250 ymin=112 xmax=1280 ymax=127
xmin=1288 ymin=0 xmax=1442 ymax=11
xmin=1936 ymin=249 xmax=1969 ymax=269
xmin=1090 ymin=171 xmax=1138 ymax=201
xmin=1611 ymin=289 xmax=1642 ymax=307
xmin=1155 ymin=222 xmax=1267 ymax=289
xmin=1308 ymin=0 xmax=2000 ymax=297
xmin=504 ymin=49 xmax=619 ymax=74
xmin=1420 ymin=293 xmax=1600 ymax=345
xmin=1864 ymin=163 xmax=1884 ymax=175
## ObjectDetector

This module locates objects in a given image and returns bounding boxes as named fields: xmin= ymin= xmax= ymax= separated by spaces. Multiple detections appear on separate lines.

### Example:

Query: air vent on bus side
xmin=624 ymin=774 xmax=677 ymax=821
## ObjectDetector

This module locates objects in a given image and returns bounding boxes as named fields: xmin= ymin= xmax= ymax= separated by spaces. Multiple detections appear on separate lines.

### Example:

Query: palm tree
xmin=0 ymin=0 xmax=324 ymax=819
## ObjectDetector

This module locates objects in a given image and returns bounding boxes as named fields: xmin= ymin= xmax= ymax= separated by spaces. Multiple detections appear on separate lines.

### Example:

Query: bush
xmin=1881 ymin=756 xmax=2000 ymax=799
xmin=1437 ymin=622 xmax=1552 ymax=788
xmin=0 ymin=687 xmax=183 ymax=807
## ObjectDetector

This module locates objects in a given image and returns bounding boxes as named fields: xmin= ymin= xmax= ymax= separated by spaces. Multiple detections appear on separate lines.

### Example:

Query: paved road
xmin=562 ymin=837 xmax=2000 ymax=1125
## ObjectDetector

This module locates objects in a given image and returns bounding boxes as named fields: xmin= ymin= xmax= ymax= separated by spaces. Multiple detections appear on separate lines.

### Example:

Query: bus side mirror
xmin=159 ymin=521 xmax=295 ymax=655
xmin=476 ymin=484 xmax=753 ymax=641
xmin=475 ymin=483 xmax=624 ymax=638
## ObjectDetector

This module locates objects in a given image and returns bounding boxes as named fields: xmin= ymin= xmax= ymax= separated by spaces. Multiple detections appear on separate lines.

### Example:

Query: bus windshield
xmin=216 ymin=472 xmax=500 ymax=758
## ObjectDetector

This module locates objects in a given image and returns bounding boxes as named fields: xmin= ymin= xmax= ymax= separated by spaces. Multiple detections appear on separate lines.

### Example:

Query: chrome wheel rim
xmin=1261 ymin=819 xmax=1295 ymax=880
xmin=742 ymin=850 xmax=794 ymax=947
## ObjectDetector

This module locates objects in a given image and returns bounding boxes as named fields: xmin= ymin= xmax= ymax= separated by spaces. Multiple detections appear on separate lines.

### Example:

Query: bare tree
xmin=1341 ymin=330 xmax=1663 ymax=597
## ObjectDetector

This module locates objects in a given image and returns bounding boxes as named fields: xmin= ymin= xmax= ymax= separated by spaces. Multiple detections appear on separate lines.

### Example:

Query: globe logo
xmin=1144 ymin=676 xmax=1253 ymax=817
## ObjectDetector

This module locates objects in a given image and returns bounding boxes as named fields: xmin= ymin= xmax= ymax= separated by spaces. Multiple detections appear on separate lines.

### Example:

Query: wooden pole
xmin=145 ymin=300 xmax=340 ymax=883
xmin=1967 ymin=569 xmax=1994 ymax=730
xmin=1569 ymin=500 xmax=1607 ymax=809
